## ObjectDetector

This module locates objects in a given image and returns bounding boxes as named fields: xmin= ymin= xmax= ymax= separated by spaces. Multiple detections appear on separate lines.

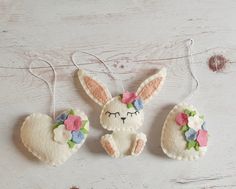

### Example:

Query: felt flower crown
xmin=120 ymin=92 xmax=144 ymax=111
xmin=175 ymin=109 xmax=208 ymax=151
xmin=52 ymin=109 xmax=89 ymax=148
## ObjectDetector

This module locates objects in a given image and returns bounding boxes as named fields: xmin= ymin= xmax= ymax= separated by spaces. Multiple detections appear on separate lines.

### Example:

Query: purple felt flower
xmin=133 ymin=99 xmax=143 ymax=111
xmin=201 ymin=122 xmax=207 ymax=130
xmin=185 ymin=128 xmax=197 ymax=141
xmin=71 ymin=131 xmax=84 ymax=144
xmin=56 ymin=112 xmax=68 ymax=123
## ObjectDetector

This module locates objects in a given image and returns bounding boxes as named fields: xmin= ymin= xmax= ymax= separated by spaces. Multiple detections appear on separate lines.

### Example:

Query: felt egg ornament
xmin=161 ymin=103 xmax=208 ymax=160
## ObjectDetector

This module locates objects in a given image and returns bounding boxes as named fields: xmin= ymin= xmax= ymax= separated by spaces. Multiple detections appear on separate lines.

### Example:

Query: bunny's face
xmin=78 ymin=67 xmax=166 ymax=131
xmin=100 ymin=96 xmax=144 ymax=131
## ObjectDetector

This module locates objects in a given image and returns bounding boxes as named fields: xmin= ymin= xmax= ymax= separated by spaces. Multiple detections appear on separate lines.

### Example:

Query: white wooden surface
xmin=1 ymin=0 xmax=236 ymax=188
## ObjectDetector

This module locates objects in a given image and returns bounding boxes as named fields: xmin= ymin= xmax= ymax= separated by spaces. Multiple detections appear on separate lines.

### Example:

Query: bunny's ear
xmin=78 ymin=70 xmax=112 ymax=106
xmin=136 ymin=67 xmax=167 ymax=104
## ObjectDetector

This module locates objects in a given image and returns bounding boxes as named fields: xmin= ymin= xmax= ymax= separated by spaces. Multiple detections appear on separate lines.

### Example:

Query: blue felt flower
xmin=133 ymin=99 xmax=144 ymax=111
xmin=184 ymin=128 xmax=197 ymax=141
xmin=201 ymin=122 xmax=207 ymax=130
xmin=56 ymin=112 xmax=68 ymax=123
xmin=71 ymin=131 xmax=84 ymax=144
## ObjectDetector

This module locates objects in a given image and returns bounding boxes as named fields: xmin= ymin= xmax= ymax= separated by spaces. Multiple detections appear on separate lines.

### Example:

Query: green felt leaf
xmin=187 ymin=140 xmax=196 ymax=150
xmin=80 ymin=127 xmax=88 ymax=134
xmin=181 ymin=125 xmax=189 ymax=133
xmin=199 ymin=115 xmax=205 ymax=120
xmin=194 ymin=142 xmax=200 ymax=151
xmin=127 ymin=103 xmax=133 ymax=109
xmin=52 ymin=122 xmax=62 ymax=129
xmin=183 ymin=109 xmax=191 ymax=116
xmin=68 ymin=109 xmax=76 ymax=115
xmin=67 ymin=140 xmax=76 ymax=149
xmin=82 ymin=120 xmax=88 ymax=127
xmin=190 ymin=111 xmax=196 ymax=116
xmin=184 ymin=109 xmax=196 ymax=117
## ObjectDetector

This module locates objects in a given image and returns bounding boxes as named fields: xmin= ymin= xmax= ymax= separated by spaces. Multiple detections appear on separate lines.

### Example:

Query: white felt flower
xmin=188 ymin=115 xmax=204 ymax=131
xmin=53 ymin=124 xmax=72 ymax=144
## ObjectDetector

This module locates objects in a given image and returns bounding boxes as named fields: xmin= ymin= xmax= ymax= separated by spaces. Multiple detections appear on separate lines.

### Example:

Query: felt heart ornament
xmin=21 ymin=109 xmax=89 ymax=166
xmin=161 ymin=104 xmax=208 ymax=161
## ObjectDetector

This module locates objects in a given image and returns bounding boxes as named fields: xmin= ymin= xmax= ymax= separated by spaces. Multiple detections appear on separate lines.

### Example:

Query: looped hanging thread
xmin=29 ymin=59 xmax=57 ymax=120
xmin=184 ymin=38 xmax=200 ymax=101
xmin=71 ymin=51 xmax=125 ymax=93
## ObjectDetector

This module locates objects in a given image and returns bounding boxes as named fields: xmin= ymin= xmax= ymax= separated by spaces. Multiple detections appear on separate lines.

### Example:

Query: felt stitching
xmin=84 ymin=76 xmax=110 ymax=105
xmin=161 ymin=103 xmax=208 ymax=161
xmin=100 ymin=96 xmax=144 ymax=132
xmin=23 ymin=61 xmax=90 ymax=166
xmin=127 ymin=110 xmax=139 ymax=117
xmin=21 ymin=109 xmax=89 ymax=166
xmin=101 ymin=134 xmax=120 ymax=157
xmin=78 ymin=70 xmax=112 ymax=106
xmin=175 ymin=108 xmax=207 ymax=150
xmin=137 ymin=68 xmax=167 ymax=104
xmin=53 ymin=109 xmax=89 ymax=148
xmin=21 ymin=114 xmax=74 ymax=166
xmin=105 ymin=111 xmax=120 ymax=118
xmin=78 ymin=69 xmax=166 ymax=158
xmin=103 ymin=141 xmax=115 ymax=156
xmin=134 ymin=139 xmax=144 ymax=154
xmin=138 ymin=78 xmax=161 ymax=101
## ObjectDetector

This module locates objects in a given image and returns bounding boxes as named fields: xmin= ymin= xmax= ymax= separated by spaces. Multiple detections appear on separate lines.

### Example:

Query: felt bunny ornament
xmin=78 ymin=68 xmax=166 ymax=158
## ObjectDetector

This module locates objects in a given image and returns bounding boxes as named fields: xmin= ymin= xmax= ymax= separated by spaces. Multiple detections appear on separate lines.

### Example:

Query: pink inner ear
xmin=138 ymin=78 xmax=162 ymax=101
xmin=84 ymin=76 xmax=110 ymax=105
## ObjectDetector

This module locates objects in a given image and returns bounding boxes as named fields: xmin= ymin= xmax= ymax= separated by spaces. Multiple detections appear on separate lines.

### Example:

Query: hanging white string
xmin=29 ymin=59 xmax=57 ymax=120
xmin=71 ymin=51 xmax=125 ymax=92
xmin=184 ymin=38 xmax=200 ymax=101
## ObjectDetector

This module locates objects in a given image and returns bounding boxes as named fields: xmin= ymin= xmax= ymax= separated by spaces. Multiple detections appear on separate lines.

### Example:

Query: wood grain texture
xmin=1 ymin=0 xmax=236 ymax=188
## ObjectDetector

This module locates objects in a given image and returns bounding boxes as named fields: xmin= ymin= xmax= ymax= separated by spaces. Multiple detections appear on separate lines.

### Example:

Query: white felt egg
xmin=161 ymin=104 xmax=208 ymax=161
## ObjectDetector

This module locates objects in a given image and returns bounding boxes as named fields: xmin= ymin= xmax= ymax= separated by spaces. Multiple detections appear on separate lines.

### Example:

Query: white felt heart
xmin=161 ymin=104 xmax=208 ymax=161
xmin=21 ymin=109 xmax=89 ymax=166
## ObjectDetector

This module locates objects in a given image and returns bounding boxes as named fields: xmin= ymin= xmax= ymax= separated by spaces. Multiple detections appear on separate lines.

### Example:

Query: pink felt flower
xmin=197 ymin=130 xmax=208 ymax=147
xmin=121 ymin=92 xmax=138 ymax=104
xmin=175 ymin=112 xmax=188 ymax=126
xmin=64 ymin=115 xmax=82 ymax=131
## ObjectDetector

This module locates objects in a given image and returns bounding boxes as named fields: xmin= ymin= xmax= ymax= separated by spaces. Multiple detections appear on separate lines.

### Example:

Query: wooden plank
xmin=1 ymin=0 xmax=236 ymax=188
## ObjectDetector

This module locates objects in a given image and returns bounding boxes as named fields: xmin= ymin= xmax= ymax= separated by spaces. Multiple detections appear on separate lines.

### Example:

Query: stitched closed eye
xmin=105 ymin=111 xmax=120 ymax=118
xmin=127 ymin=111 xmax=139 ymax=117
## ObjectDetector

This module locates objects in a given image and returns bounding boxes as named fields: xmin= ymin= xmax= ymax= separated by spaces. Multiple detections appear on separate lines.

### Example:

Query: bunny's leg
xmin=131 ymin=133 xmax=147 ymax=156
xmin=101 ymin=134 xmax=120 ymax=158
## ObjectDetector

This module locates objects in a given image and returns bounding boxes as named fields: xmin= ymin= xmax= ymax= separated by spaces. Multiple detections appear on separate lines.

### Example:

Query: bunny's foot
xmin=131 ymin=133 xmax=147 ymax=156
xmin=101 ymin=134 xmax=120 ymax=158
